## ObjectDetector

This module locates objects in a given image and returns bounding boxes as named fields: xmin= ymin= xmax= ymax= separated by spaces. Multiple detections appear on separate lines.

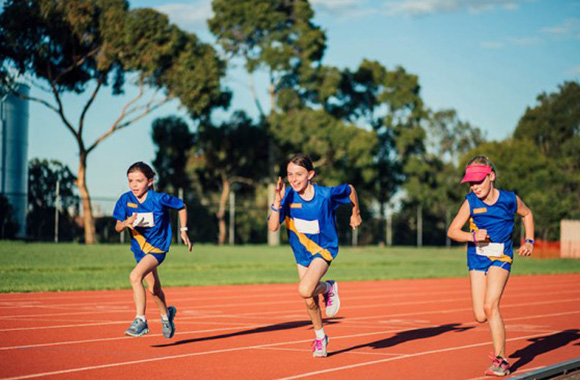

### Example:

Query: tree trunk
xmin=216 ymin=178 xmax=230 ymax=245
xmin=267 ymin=80 xmax=280 ymax=246
xmin=77 ymin=152 xmax=96 ymax=244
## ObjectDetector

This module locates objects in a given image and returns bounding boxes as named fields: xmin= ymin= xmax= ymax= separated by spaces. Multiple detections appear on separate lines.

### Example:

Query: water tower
xmin=0 ymin=83 xmax=30 ymax=238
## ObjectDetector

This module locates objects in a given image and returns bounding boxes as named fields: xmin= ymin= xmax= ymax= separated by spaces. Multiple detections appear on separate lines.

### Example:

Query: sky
xmin=23 ymin=0 xmax=580 ymax=214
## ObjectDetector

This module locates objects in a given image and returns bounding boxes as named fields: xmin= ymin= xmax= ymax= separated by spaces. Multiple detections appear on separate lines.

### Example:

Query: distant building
xmin=0 ymin=84 xmax=29 ymax=238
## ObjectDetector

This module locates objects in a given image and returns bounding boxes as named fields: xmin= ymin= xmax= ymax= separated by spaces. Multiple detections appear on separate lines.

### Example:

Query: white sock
xmin=161 ymin=314 xmax=168 ymax=321
xmin=315 ymin=328 xmax=326 ymax=340
xmin=136 ymin=315 xmax=146 ymax=322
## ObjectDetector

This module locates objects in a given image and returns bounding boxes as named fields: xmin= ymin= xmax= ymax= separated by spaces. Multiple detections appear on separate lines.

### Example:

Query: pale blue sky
xmin=26 ymin=0 xmax=580 ymax=212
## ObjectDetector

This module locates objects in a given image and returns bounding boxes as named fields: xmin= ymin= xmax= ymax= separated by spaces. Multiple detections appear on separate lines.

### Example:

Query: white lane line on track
xmin=1 ymin=291 xmax=578 ymax=331
xmin=255 ymin=346 xmax=409 ymax=357
xmin=1 ymin=278 xmax=578 ymax=308
xmin=1 ymin=306 xmax=578 ymax=352
xmin=269 ymin=333 xmax=562 ymax=380
xmin=0 ymin=331 xmax=559 ymax=380
xmin=2 ymin=308 xmax=578 ymax=355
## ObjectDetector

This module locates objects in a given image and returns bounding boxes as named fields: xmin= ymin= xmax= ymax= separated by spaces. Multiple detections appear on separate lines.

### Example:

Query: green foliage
xmin=152 ymin=116 xmax=195 ymax=193
xmin=27 ymin=159 xmax=81 ymax=241
xmin=0 ymin=194 xmax=19 ymax=239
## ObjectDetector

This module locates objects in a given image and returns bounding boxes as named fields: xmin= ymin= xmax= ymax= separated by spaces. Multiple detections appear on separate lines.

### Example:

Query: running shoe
xmin=162 ymin=306 xmax=177 ymax=339
xmin=312 ymin=335 xmax=329 ymax=358
xmin=125 ymin=318 xmax=149 ymax=337
xmin=323 ymin=281 xmax=340 ymax=318
xmin=485 ymin=355 xmax=511 ymax=377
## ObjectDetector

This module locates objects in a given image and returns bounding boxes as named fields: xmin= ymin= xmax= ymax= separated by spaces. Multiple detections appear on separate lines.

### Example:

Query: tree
xmin=27 ymin=159 xmax=80 ymax=241
xmin=208 ymin=0 xmax=327 ymax=245
xmin=189 ymin=111 xmax=269 ymax=245
xmin=0 ymin=0 xmax=228 ymax=243
xmin=0 ymin=194 xmax=19 ymax=239
xmin=151 ymin=116 xmax=195 ymax=194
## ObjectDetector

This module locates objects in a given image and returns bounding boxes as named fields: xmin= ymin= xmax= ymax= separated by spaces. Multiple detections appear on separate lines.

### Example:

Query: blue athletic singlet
xmin=278 ymin=184 xmax=352 ymax=267
xmin=113 ymin=190 xmax=184 ymax=263
xmin=466 ymin=189 xmax=518 ymax=272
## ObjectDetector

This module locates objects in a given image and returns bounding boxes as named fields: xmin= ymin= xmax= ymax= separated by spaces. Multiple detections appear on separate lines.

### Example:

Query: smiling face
xmin=128 ymin=171 xmax=153 ymax=200
xmin=287 ymin=162 xmax=315 ymax=194
xmin=469 ymin=171 xmax=496 ymax=200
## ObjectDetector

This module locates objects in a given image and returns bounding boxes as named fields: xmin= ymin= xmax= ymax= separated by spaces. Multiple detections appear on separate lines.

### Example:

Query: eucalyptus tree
xmin=0 ymin=0 xmax=228 ymax=243
xmin=208 ymin=0 xmax=326 ymax=244
xmin=189 ymin=111 xmax=269 ymax=245
xmin=151 ymin=116 xmax=195 ymax=194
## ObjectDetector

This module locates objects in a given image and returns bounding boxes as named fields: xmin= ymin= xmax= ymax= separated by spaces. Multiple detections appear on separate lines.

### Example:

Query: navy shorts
xmin=133 ymin=250 xmax=166 ymax=265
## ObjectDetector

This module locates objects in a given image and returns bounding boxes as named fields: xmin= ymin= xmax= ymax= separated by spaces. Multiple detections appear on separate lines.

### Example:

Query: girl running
xmin=447 ymin=155 xmax=535 ymax=377
xmin=268 ymin=153 xmax=362 ymax=358
xmin=113 ymin=162 xmax=192 ymax=339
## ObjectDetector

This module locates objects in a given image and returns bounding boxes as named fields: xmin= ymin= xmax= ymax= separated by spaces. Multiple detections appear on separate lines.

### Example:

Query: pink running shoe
xmin=312 ymin=335 xmax=329 ymax=358
xmin=323 ymin=281 xmax=340 ymax=318
xmin=484 ymin=355 xmax=511 ymax=377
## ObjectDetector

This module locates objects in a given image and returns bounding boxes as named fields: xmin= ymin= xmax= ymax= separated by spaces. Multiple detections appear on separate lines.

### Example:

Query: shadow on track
xmin=509 ymin=329 xmax=580 ymax=372
xmin=329 ymin=323 xmax=473 ymax=357
xmin=151 ymin=318 xmax=341 ymax=348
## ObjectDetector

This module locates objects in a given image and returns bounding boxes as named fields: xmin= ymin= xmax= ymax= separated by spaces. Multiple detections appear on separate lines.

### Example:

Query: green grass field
xmin=1 ymin=242 xmax=579 ymax=292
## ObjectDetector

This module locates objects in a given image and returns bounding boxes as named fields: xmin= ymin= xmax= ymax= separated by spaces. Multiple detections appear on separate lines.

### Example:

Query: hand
xmin=274 ymin=176 xmax=285 ymax=204
xmin=474 ymin=229 xmax=490 ymax=243
xmin=350 ymin=212 xmax=362 ymax=230
xmin=181 ymin=231 xmax=193 ymax=252
xmin=125 ymin=213 xmax=137 ymax=230
xmin=517 ymin=242 xmax=533 ymax=256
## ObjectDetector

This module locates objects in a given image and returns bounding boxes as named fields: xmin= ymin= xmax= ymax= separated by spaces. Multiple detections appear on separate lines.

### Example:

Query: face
xmin=128 ymin=171 xmax=153 ymax=198
xmin=287 ymin=162 xmax=315 ymax=193
xmin=469 ymin=172 xmax=495 ymax=199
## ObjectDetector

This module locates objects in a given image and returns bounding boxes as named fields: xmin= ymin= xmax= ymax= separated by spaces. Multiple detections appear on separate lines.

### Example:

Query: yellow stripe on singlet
xmin=285 ymin=217 xmax=334 ymax=262
xmin=130 ymin=229 xmax=164 ymax=254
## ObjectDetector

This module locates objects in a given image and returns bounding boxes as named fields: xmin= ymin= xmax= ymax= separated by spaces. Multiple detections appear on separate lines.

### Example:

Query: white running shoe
xmin=323 ymin=281 xmax=340 ymax=317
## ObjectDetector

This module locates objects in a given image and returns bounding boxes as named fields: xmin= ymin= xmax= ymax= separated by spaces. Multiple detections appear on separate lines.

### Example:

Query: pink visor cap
xmin=461 ymin=165 xmax=492 ymax=184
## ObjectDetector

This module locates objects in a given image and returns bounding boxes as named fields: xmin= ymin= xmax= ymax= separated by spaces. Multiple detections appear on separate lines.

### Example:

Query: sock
xmin=322 ymin=282 xmax=331 ymax=294
xmin=136 ymin=315 xmax=146 ymax=322
xmin=314 ymin=328 xmax=326 ymax=340
xmin=161 ymin=314 xmax=168 ymax=321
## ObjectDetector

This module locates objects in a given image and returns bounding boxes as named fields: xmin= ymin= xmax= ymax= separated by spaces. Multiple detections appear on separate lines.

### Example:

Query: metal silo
xmin=0 ymin=83 xmax=29 ymax=238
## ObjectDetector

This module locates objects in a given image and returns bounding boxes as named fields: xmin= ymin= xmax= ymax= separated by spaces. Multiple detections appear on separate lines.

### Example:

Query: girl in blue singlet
xmin=113 ymin=162 xmax=192 ymax=339
xmin=268 ymin=153 xmax=362 ymax=358
xmin=447 ymin=155 xmax=535 ymax=377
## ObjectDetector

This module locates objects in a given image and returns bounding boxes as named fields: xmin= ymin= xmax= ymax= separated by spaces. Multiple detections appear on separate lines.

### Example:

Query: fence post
xmin=54 ymin=180 xmax=60 ymax=243
xmin=417 ymin=204 xmax=423 ymax=248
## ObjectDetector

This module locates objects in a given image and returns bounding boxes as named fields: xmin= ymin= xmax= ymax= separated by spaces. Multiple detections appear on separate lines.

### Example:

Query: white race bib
xmin=476 ymin=242 xmax=504 ymax=257
xmin=293 ymin=218 xmax=320 ymax=234
xmin=133 ymin=212 xmax=155 ymax=228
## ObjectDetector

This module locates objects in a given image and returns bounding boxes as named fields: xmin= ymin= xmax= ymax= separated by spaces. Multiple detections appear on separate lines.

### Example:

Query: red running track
xmin=0 ymin=274 xmax=579 ymax=380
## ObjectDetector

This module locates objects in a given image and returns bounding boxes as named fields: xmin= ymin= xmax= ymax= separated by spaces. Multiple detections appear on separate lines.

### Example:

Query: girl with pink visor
xmin=447 ymin=155 xmax=535 ymax=377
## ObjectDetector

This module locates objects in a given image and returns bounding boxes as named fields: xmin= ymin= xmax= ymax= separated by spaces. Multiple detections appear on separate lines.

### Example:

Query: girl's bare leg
xmin=143 ymin=268 xmax=168 ymax=316
xmin=129 ymin=255 xmax=159 ymax=316
xmin=485 ymin=266 xmax=510 ymax=358
xmin=297 ymin=258 xmax=330 ymax=330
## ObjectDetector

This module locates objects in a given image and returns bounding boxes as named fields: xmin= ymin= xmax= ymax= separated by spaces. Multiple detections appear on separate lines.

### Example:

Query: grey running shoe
xmin=125 ymin=318 xmax=149 ymax=337
xmin=312 ymin=335 xmax=329 ymax=358
xmin=323 ymin=281 xmax=340 ymax=317
xmin=485 ymin=355 xmax=511 ymax=377
xmin=162 ymin=306 xmax=177 ymax=339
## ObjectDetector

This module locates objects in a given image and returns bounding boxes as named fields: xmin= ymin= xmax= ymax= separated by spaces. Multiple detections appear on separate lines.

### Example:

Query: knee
xmin=297 ymin=283 xmax=314 ymax=299
xmin=147 ymin=283 xmax=160 ymax=296
xmin=474 ymin=311 xmax=487 ymax=323
xmin=484 ymin=302 xmax=498 ymax=319
xmin=303 ymin=296 xmax=318 ymax=310
xmin=129 ymin=271 xmax=142 ymax=286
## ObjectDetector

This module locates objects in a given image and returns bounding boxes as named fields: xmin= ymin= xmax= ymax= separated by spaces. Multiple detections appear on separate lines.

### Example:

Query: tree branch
xmin=78 ymin=79 xmax=103 ymax=137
